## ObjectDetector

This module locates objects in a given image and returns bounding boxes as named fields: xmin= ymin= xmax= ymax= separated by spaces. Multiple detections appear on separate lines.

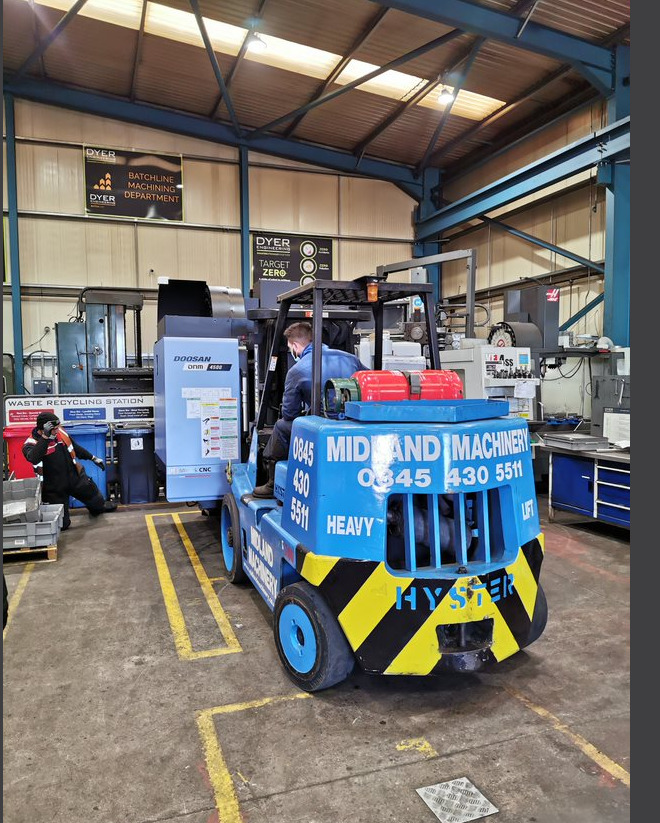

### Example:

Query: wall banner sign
xmin=84 ymin=146 xmax=183 ymax=221
xmin=4 ymin=394 xmax=155 ymax=426
xmin=252 ymin=232 xmax=333 ymax=284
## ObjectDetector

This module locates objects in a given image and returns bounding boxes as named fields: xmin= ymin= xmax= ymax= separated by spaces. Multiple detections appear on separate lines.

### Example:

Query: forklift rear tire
xmin=274 ymin=582 xmax=354 ymax=692
xmin=220 ymin=492 xmax=247 ymax=584
xmin=520 ymin=585 xmax=548 ymax=648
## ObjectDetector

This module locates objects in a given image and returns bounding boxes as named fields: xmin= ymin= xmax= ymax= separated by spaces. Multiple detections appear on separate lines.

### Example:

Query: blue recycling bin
xmin=63 ymin=424 xmax=109 ymax=509
xmin=115 ymin=426 xmax=158 ymax=504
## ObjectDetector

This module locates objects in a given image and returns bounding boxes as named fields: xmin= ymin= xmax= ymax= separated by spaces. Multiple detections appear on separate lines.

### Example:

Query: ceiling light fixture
xmin=246 ymin=31 xmax=267 ymax=53
xmin=437 ymin=86 xmax=455 ymax=104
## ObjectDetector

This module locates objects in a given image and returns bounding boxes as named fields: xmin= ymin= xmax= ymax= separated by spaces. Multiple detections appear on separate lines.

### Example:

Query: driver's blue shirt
xmin=281 ymin=343 xmax=367 ymax=421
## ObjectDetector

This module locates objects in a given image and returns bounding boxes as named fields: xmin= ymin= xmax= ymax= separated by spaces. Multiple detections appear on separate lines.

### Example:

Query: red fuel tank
xmin=404 ymin=370 xmax=464 ymax=400
xmin=351 ymin=370 xmax=410 ymax=402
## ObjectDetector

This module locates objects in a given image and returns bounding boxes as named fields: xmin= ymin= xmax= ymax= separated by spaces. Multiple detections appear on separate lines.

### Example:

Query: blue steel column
xmin=239 ymin=146 xmax=250 ymax=296
xmin=602 ymin=44 xmax=630 ymax=345
xmin=4 ymin=93 xmax=25 ymax=394
xmin=414 ymin=167 xmax=442 ymax=301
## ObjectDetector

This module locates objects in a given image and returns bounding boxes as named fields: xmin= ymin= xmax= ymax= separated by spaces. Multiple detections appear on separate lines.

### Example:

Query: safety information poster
xmin=200 ymin=399 xmax=239 ymax=459
xmin=603 ymin=409 xmax=630 ymax=444
xmin=182 ymin=386 xmax=231 ymax=419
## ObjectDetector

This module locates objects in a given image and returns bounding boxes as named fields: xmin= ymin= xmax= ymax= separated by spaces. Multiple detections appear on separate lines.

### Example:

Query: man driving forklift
xmin=253 ymin=321 xmax=366 ymax=498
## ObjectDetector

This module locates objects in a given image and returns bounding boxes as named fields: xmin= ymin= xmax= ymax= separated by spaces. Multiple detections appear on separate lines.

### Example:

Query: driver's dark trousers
xmin=263 ymin=419 xmax=294 ymax=463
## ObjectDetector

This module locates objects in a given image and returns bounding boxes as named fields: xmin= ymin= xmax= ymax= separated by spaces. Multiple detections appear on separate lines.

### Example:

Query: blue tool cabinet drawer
xmin=551 ymin=454 xmax=594 ymax=515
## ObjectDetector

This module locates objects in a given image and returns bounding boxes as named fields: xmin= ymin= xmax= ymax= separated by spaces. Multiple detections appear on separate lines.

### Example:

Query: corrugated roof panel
xmin=134 ymin=35 xmax=224 ymax=117
xmin=466 ymin=41 xmax=564 ymax=99
xmin=293 ymin=90 xmax=407 ymax=152
xmin=351 ymin=9 xmax=471 ymax=76
xmin=43 ymin=13 xmax=136 ymax=97
xmin=2 ymin=0 xmax=38 ymax=71
xmin=158 ymin=0 xmax=379 ymax=55
xmin=255 ymin=0 xmax=381 ymax=55
xmin=446 ymin=0 xmax=628 ymax=42
xmin=531 ymin=0 xmax=629 ymax=42
xmin=366 ymin=107 xmax=480 ymax=166
xmin=222 ymin=62 xmax=330 ymax=131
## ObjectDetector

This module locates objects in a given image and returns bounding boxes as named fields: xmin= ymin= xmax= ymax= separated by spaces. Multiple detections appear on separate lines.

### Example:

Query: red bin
xmin=3 ymin=425 xmax=38 ymax=479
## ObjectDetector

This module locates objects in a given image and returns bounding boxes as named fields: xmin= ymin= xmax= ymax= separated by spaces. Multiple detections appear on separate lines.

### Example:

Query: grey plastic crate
xmin=3 ymin=503 xmax=63 ymax=550
xmin=3 ymin=478 xmax=42 ymax=523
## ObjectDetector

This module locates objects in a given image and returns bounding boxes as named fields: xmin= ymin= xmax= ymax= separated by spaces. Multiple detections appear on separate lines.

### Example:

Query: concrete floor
xmin=3 ymin=497 xmax=630 ymax=823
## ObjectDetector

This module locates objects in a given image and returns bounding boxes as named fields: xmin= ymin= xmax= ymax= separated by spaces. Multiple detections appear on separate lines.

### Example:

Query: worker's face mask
xmin=288 ymin=345 xmax=299 ymax=362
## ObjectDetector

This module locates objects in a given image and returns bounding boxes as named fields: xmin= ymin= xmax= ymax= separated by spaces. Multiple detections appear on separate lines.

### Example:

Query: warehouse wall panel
xmin=249 ymin=167 xmax=339 ymax=234
xmin=340 ymin=178 xmax=414 ymax=240
xmin=3 ymin=295 xmax=78 ymax=356
xmin=248 ymin=151 xmax=330 ymax=173
xmin=338 ymin=240 xmax=413 ymax=281
xmin=14 ymin=100 xmax=238 ymax=161
xmin=182 ymin=159 xmax=240 ymax=227
xmin=136 ymin=225 xmax=241 ymax=289
xmin=444 ymin=102 xmax=606 ymax=202
xmin=16 ymin=143 xmax=83 ymax=214
xmin=18 ymin=217 xmax=137 ymax=287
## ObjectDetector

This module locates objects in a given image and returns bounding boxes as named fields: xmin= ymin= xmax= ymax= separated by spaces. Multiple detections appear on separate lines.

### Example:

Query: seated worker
xmin=22 ymin=411 xmax=117 ymax=531
xmin=253 ymin=321 xmax=367 ymax=498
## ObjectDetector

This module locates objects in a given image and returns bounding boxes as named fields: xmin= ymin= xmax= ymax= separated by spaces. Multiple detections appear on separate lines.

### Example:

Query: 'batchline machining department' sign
xmin=84 ymin=146 xmax=183 ymax=221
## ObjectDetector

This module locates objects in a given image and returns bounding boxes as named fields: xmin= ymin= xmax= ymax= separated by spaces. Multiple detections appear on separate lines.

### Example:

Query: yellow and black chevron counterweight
xmin=294 ymin=535 xmax=545 ymax=676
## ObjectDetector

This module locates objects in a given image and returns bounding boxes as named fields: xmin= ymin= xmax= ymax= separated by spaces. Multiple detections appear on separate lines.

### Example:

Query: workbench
xmin=544 ymin=446 xmax=630 ymax=528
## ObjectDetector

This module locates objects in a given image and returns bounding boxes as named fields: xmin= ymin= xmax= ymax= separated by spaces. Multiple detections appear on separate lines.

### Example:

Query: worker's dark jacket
xmin=22 ymin=429 xmax=97 ymax=503
xmin=265 ymin=344 xmax=367 ymax=462
xmin=281 ymin=343 xmax=367 ymax=420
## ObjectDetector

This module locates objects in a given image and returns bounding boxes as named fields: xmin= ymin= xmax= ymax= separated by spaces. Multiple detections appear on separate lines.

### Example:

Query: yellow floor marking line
xmin=172 ymin=513 xmax=241 ymax=653
xmin=396 ymin=738 xmax=438 ymax=759
xmin=146 ymin=515 xmax=241 ymax=660
xmin=197 ymin=693 xmax=312 ymax=823
xmin=3 ymin=562 xmax=36 ymax=641
xmin=505 ymin=686 xmax=630 ymax=788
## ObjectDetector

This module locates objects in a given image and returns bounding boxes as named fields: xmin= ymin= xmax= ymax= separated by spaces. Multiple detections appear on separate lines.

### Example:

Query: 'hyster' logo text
xmin=173 ymin=356 xmax=212 ymax=362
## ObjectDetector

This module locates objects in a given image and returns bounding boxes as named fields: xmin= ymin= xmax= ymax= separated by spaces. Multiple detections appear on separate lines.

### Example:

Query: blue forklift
xmin=220 ymin=276 xmax=547 ymax=692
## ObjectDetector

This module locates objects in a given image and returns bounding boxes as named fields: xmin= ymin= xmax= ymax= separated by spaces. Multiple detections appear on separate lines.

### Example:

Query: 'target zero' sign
xmin=252 ymin=232 xmax=333 ymax=285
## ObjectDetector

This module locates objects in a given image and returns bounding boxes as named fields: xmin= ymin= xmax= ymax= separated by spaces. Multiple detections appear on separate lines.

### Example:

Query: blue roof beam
xmin=210 ymin=0 xmax=269 ymax=119
xmin=416 ymin=38 xmax=483 ymax=173
xmin=431 ymin=24 xmax=629 ymax=171
xmin=247 ymin=29 xmax=464 ymax=140
xmin=559 ymin=293 xmax=604 ymax=332
xmin=370 ymin=0 xmax=615 ymax=95
xmin=416 ymin=117 xmax=629 ymax=238
xmin=189 ymin=0 xmax=242 ymax=137
xmin=354 ymin=33 xmax=486 ymax=163
xmin=129 ymin=0 xmax=148 ymax=101
xmin=15 ymin=0 xmax=89 ymax=79
xmin=482 ymin=217 xmax=604 ymax=273
xmin=4 ymin=76 xmax=423 ymax=199
xmin=285 ymin=6 xmax=390 ymax=138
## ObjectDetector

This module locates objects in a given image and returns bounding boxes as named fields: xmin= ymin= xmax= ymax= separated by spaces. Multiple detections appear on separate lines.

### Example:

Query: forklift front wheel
xmin=220 ymin=492 xmax=247 ymax=584
xmin=274 ymin=582 xmax=354 ymax=692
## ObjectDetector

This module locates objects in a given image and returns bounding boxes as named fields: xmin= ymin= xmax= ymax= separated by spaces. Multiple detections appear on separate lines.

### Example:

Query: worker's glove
xmin=92 ymin=456 xmax=106 ymax=471
xmin=42 ymin=420 xmax=58 ymax=438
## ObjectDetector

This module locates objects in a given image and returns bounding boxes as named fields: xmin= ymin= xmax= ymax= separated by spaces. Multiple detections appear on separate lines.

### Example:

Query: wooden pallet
xmin=3 ymin=544 xmax=58 ymax=564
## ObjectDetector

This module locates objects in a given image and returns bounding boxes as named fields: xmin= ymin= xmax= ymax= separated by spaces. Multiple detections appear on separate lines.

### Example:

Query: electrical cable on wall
xmin=540 ymin=357 xmax=586 ymax=382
